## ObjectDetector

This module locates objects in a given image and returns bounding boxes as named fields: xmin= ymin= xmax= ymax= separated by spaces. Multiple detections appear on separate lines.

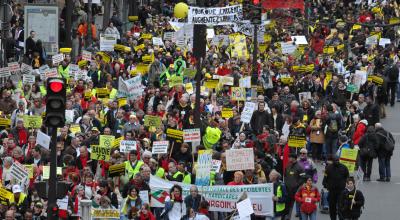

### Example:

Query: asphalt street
xmin=291 ymin=104 xmax=400 ymax=220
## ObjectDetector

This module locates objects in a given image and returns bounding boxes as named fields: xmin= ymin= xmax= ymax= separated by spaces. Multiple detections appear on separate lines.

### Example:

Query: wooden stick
xmin=169 ymin=142 xmax=175 ymax=159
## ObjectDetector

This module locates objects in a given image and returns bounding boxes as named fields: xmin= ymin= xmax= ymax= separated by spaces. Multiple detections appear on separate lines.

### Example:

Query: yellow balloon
xmin=174 ymin=2 xmax=189 ymax=19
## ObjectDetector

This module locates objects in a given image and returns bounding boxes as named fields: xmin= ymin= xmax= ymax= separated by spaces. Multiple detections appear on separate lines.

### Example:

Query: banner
xmin=118 ymin=76 xmax=144 ymax=99
xmin=262 ymin=0 xmax=305 ymax=10
xmin=91 ymin=208 xmax=120 ymax=219
xmin=226 ymin=148 xmax=255 ymax=171
xmin=188 ymin=5 xmax=243 ymax=25
xmin=150 ymin=176 xmax=273 ymax=216
xmin=196 ymin=150 xmax=213 ymax=186
xmin=100 ymin=34 xmax=117 ymax=51
xmin=183 ymin=128 xmax=201 ymax=143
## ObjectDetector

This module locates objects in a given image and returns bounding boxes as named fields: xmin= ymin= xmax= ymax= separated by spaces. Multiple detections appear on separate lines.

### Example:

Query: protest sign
xmin=150 ymin=176 xmax=273 ymax=216
xmin=288 ymin=135 xmax=307 ymax=147
xmin=152 ymin=37 xmax=164 ymax=46
xmin=91 ymin=209 xmax=120 ymax=218
xmin=100 ymin=135 xmax=115 ymax=148
xmin=23 ymin=74 xmax=35 ymax=85
xmin=291 ymin=36 xmax=308 ymax=45
xmin=52 ymin=53 xmax=64 ymax=65
xmin=8 ymin=62 xmax=20 ymax=73
xmin=222 ymin=108 xmax=233 ymax=118
xmin=100 ymin=34 xmax=118 ymax=51
xmin=366 ymin=35 xmax=378 ymax=45
xmin=214 ymin=75 xmax=234 ymax=86
xmin=229 ymin=34 xmax=248 ymax=59
xmin=91 ymin=145 xmax=111 ymax=161
xmin=211 ymin=160 xmax=222 ymax=172
xmin=23 ymin=115 xmax=42 ymax=128
xmin=24 ymin=165 xmax=33 ymax=178
xmin=346 ymin=84 xmax=359 ymax=93
xmin=354 ymin=70 xmax=367 ymax=90
xmin=0 ymin=67 xmax=11 ymax=78
xmin=298 ymin=92 xmax=312 ymax=102
xmin=0 ymin=118 xmax=11 ymax=127
xmin=280 ymin=42 xmax=297 ymax=54
xmin=108 ymin=163 xmax=126 ymax=177
xmin=118 ymin=76 xmax=144 ymax=99
xmin=237 ymin=198 xmax=254 ymax=219
xmin=188 ymin=5 xmax=243 ymax=25
xmin=152 ymin=141 xmax=169 ymax=154
xmin=204 ymin=79 xmax=219 ymax=89
xmin=232 ymin=87 xmax=246 ymax=101
xmin=211 ymin=35 xmax=230 ymax=46
xmin=120 ymin=140 xmax=137 ymax=153
xmin=185 ymin=83 xmax=194 ymax=94
xmin=45 ymin=68 xmax=58 ymax=79
xmin=183 ymin=128 xmax=201 ymax=143
xmin=163 ymin=32 xmax=176 ymax=42
xmin=21 ymin=63 xmax=32 ymax=75
xmin=144 ymin=115 xmax=161 ymax=127
xmin=82 ymin=50 xmax=92 ymax=61
xmin=36 ymin=130 xmax=50 ymax=150
xmin=379 ymin=38 xmax=391 ymax=46
xmin=226 ymin=148 xmax=255 ymax=171
xmin=57 ymin=196 xmax=68 ymax=210
xmin=340 ymin=148 xmax=358 ymax=173
xmin=166 ymin=128 xmax=183 ymax=142
xmin=112 ymin=137 xmax=123 ymax=148
xmin=196 ymin=150 xmax=213 ymax=186
xmin=0 ymin=187 xmax=13 ymax=204
xmin=240 ymin=102 xmax=256 ymax=123
xmin=140 ymin=191 xmax=149 ymax=205
xmin=239 ymin=76 xmax=251 ymax=88
xmin=96 ymin=88 xmax=110 ymax=99
xmin=10 ymin=162 xmax=29 ymax=185
xmin=169 ymin=75 xmax=184 ymax=88
xmin=69 ymin=124 xmax=81 ymax=134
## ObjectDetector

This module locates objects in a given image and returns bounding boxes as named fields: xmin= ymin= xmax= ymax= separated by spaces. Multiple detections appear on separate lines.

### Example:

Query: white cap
xmin=12 ymin=185 xmax=22 ymax=193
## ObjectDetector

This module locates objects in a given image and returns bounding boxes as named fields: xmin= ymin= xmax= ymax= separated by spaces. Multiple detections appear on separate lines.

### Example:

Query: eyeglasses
xmin=300 ymin=153 xmax=307 ymax=155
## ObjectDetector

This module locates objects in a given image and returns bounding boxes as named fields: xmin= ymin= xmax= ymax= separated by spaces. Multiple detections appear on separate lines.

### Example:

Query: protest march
xmin=0 ymin=0 xmax=399 ymax=219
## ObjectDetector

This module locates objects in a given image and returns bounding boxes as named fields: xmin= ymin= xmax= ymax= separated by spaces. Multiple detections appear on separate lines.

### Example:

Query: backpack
xmin=377 ymin=131 xmax=395 ymax=152
xmin=328 ymin=119 xmax=338 ymax=133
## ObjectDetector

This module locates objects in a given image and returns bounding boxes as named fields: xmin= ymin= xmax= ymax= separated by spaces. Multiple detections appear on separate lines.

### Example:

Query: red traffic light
xmin=253 ymin=0 xmax=259 ymax=4
xmin=49 ymin=81 xmax=63 ymax=93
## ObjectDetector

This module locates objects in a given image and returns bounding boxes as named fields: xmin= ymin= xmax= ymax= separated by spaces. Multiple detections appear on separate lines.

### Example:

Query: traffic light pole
xmin=252 ymin=23 xmax=258 ymax=85
xmin=47 ymin=127 xmax=58 ymax=219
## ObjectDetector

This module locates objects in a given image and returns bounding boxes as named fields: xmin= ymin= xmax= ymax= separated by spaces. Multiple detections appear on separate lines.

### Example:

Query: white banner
xmin=226 ymin=148 xmax=255 ymax=171
xmin=10 ymin=162 xmax=29 ymax=186
xmin=188 ymin=5 xmax=243 ymax=25
xmin=100 ymin=34 xmax=117 ymax=51
xmin=150 ymin=176 xmax=273 ymax=216
xmin=118 ymin=76 xmax=144 ymax=100
xmin=280 ymin=42 xmax=297 ymax=54
xmin=240 ymin=102 xmax=256 ymax=123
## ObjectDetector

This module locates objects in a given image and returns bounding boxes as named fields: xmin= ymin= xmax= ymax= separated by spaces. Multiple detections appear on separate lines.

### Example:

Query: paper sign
xmin=152 ymin=141 xmax=169 ymax=154
xmin=231 ymin=87 xmax=246 ymax=101
xmin=140 ymin=190 xmax=149 ymax=204
xmin=82 ymin=50 xmax=92 ymax=61
xmin=152 ymin=37 xmax=164 ymax=46
xmin=0 ymin=118 xmax=11 ymax=127
xmin=291 ymin=36 xmax=308 ymax=45
xmin=196 ymin=150 xmax=213 ymax=186
xmin=108 ymin=163 xmax=126 ymax=177
xmin=379 ymin=38 xmax=391 ymax=46
xmin=144 ymin=115 xmax=161 ymax=127
xmin=237 ymin=198 xmax=254 ymax=218
xmin=120 ymin=140 xmax=137 ymax=153
xmin=366 ymin=35 xmax=378 ymax=45
xmin=204 ymin=79 xmax=219 ymax=89
xmin=91 ymin=145 xmax=111 ymax=161
xmin=288 ymin=135 xmax=307 ymax=148
xmin=183 ymin=128 xmax=201 ymax=143
xmin=37 ymin=130 xmax=50 ymax=150
xmin=91 ymin=209 xmax=120 ymax=218
xmin=226 ymin=148 xmax=255 ymax=171
xmin=23 ymin=115 xmax=42 ymax=128
xmin=45 ymin=68 xmax=58 ymax=79
xmin=222 ymin=108 xmax=233 ymax=118
xmin=166 ymin=128 xmax=184 ymax=142
xmin=100 ymin=135 xmax=115 ymax=148
xmin=185 ymin=83 xmax=194 ymax=94
xmin=57 ymin=196 xmax=68 ymax=210
xmin=100 ymin=34 xmax=118 ymax=51
xmin=23 ymin=74 xmax=35 ymax=84
xmin=240 ymin=102 xmax=256 ymax=123
xmin=52 ymin=53 xmax=64 ymax=65
xmin=8 ymin=62 xmax=20 ymax=73
xmin=211 ymin=160 xmax=222 ymax=172
xmin=239 ymin=76 xmax=251 ymax=88
xmin=10 ymin=162 xmax=29 ymax=185
xmin=281 ymin=42 xmax=297 ymax=54
xmin=0 ymin=67 xmax=11 ymax=78
xmin=0 ymin=187 xmax=13 ymax=203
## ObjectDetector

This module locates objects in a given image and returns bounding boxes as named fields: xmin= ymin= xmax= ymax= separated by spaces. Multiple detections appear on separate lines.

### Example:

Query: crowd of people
xmin=0 ymin=0 xmax=399 ymax=219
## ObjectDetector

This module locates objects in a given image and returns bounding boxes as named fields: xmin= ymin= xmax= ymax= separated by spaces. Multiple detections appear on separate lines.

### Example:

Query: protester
xmin=295 ymin=176 xmax=321 ymax=220
xmin=338 ymin=177 xmax=365 ymax=220
xmin=375 ymin=123 xmax=395 ymax=182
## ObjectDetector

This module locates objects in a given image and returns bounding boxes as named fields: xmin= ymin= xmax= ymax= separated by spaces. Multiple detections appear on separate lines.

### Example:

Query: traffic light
xmin=250 ymin=1 xmax=262 ymax=24
xmin=45 ymin=78 xmax=66 ymax=127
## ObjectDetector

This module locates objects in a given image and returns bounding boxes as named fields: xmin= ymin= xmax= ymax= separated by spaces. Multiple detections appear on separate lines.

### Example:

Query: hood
xmin=360 ymin=119 xmax=368 ymax=126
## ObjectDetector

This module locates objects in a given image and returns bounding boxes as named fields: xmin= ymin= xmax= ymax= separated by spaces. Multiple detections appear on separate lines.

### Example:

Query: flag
xmin=262 ymin=0 xmax=305 ymax=11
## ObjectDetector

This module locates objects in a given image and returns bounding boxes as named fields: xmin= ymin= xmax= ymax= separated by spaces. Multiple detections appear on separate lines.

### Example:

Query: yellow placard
xmin=144 ymin=115 xmax=162 ymax=127
xmin=92 ymin=209 xmax=120 ymax=218
xmin=23 ymin=115 xmax=42 ymax=128
xmin=141 ymin=33 xmax=153 ymax=39
xmin=142 ymin=55 xmax=153 ymax=63
xmin=118 ymin=98 xmax=127 ymax=107
xmin=112 ymin=137 xmax=124 ymax=148
xmin=185 ymin=83 xmax=193 ymax=94
xmin=84 ymin=91 xmax=92 ymax=100
xmin=336 ymin=44 xmax=345 ymax=51
xmin=69 ymin=124 xmax=81 ymax=134
xmin=323 ymin=46 xmax=335 ymax=54
xmin=100 ymin=135 xmax=115 ymax=148
xmin=96 ymin=88 xmax=110 ymax=98
xmin=0 ymin=187 xmax=13 ymax=203
xmin=288 ymin=135 xmax=307 ymax=147
xmin=231 ymin=87 xmax=246 ymax=101
xmin=0 ymin=118 xmax=11 ymax=127
xmin=281 ymin=77 xmax=294 ymax=85
xmin=136 ymin=63 xmax=149 ymax=74
xmin=169 ymin=75 xmax=183 ymax=88
xmin=166 ymin=128 xmax=183 ymax=142
xmin=128 ymin=16 xmax=138 ymax=21
xmin=134 ymin=44 xmax=145 ymax=51
xmin=91 ymin=145 xmax=111 ymax=161
xmin=24 ymin=165 xmax=34 ymax=179
xmin=221 ymin=108 xmax=233 ymax=118
xmin=204 ymin=80 xmax=219 ymax=89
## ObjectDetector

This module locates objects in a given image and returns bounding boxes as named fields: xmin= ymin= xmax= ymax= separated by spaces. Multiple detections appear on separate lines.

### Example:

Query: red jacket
xmin=139 ymin=211 xmax=156 ymax=220
xmin=295 ymin=185 xmax=320 ymax=214
xmin=352 ymin=120 xmax=368 ymax=145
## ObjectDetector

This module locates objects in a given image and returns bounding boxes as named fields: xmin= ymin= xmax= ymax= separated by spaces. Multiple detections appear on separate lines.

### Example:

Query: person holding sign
xmin=295 ymin=176 xmax=320 ymax=220
xmin=338 ymin=177 xmax=365 ymax=220
xmin=121 ymin=186 xmax=143 ymax=218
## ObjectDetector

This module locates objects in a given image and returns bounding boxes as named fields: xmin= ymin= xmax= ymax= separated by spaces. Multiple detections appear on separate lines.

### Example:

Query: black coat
xmin=323 ymin=161 xmax=349 ymax=192
xmin=363 ymin=103 xmax=380 ymax=127
xmin=375 ymin=128 xmax=395 ymax=157
xmin=338 ymin=188 xmax=365 ymax=219
xmin=250 ymin=110 xmax=271 ymax=135
xmin=25 ymin=36 xmax=36 ymax=57
xmin=269 ymin=113 xmax=284 ymax=134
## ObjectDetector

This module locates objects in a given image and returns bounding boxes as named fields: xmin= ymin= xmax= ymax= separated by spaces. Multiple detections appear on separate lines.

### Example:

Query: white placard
xmin=52 ymin=53 xmax=64 ymax=65
xmin=280 ymin=42 xmax=297 ymax=54
xmin=45 ymin=68 xmax=58 ymax=79
xmin=0 ymin=67 xmax=11 ymax=78
xmin=65 ymin=110 xmax=75 ymax=123
xmin=239 ymin=76 xmax=251 ymax=88
xmin=183 ymin=128 xmax=201 ymax=143
xmin=10 ymin=162 xmax=29 ymax=185
xmin=379 ymin=38 xmax=391 ymax=46
xmin=211 ymin=159 xmax=222 ymax=173
xmin=211 ymin=35 xmax=230 ymax=46
xmin=188 ymin=5 xmax=243 ymax=25
xmin=100 ymin=34 xmax=118 ymax=51
xmin=8 ymin=62 xmax=20 ymax=73
xmin=82 ymin=50 xmax=92 ymax=61
xmin=152 ymin=141 xmax=169 ymax=154
xmin=237 ymin=198 xmax=254 ymax=219
xmin=57 ymin=196 xmax=69 ymax=210
xmin=37 ymin=130 xmax=51 ymax=150
xmin=139 ymin=190 xmax=149 ymax=205
xmin=366 ymin=35 xmax=378 ymax=45
xmin=207 ymin=28 xmax=215 ymax=39
xmin=152 ymin=37 xmax=164 ymax=46
xmin=354 ymin=70 xmax=367 ymax=89
xmin=298 ymin=92 xmax=312 ymax=102
xmin=163 ymin=32 xmax=176 ymax=42
xmin=120 ymin=140 xmax=137 ymax=153
xmin=21 ymin=63 xmax=33 ymax=75
xmin=226 ymin=148 xmax=255 ymax=171
xmin=118 ymin=76 xmax=144 ymax=100
xmin=240 ymin=102 xmax=256 ymax=123
xmin=291 ymin=36 xmax=308 ymax=45
xmin=23 ymin=74 xmax=35 ymax=84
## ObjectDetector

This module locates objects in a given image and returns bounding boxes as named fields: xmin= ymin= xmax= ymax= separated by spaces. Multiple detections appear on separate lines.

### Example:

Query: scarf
xmin=80 ymin=155 xmax=88 ymax=168
xmin=174 ymin=195 xmax=183 ymax=202
xmin=18 ymin=128 xmax=28 ymax=146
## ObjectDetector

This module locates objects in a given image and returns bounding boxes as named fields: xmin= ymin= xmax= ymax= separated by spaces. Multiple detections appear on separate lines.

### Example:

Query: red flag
xmin=262 ymin=0 xmax=305 ymax=11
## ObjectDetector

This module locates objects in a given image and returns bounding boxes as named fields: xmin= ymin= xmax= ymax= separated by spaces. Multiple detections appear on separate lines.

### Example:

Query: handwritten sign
xmin=183 ymin=128 xmax=201 ymax=143
xmin=152 ymin=141 xmax=169 ymax=154
xmin=288 ymin=135 xmax=307 ymax=148
xmin=144 ymin=115 xmax=161 ymax=127
xmin=226 ymin=148 xmax=254 ymax=171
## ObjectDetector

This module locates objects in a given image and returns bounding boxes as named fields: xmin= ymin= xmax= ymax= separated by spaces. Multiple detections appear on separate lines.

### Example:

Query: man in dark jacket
xmin=338 ymin=177 xmax=365 ymax=220
xmin=375 ymin=123 xmax=395 ymax=182
xmin=284 ymin=153 xmax=305 ymax=220
xmin=384 ymin=62 xmax=399 ymax=106
xmin=184 ymin=186 xmax=205 ymax=212
xmin=323 ymin=156 xmax=349 ymax=220
xmin=25 ymin=30 xmax=36 ymax=61
xmin=363 ymin=96 xmax=380 ymax=127
xmin=250 ymin=102 xmax=271 ymax=135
